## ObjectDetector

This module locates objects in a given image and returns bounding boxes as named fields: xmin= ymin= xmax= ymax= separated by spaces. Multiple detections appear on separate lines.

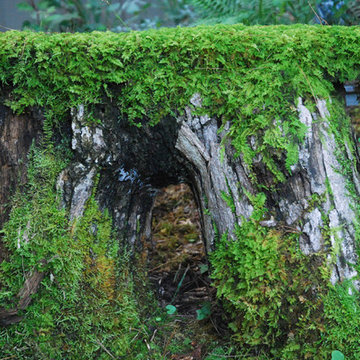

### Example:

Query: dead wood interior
xmin=149 ymin=183 xmax=211 ymax=315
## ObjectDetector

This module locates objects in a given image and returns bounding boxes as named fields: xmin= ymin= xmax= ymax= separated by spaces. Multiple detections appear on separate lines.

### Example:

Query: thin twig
xmin=308 ymin=1 xmax=328 ymax=25
xmin=20 ymin=40 xmax=27 ymax=59
xmin=144 ymin=339 xmax=151 ymax=351
xmin=0 ymin=24 xmax=16 ymax=31
xmin=95 ymin=339 xmax=116 ymax=360
xmin=150 ymin=328 xmax=158 ymax=342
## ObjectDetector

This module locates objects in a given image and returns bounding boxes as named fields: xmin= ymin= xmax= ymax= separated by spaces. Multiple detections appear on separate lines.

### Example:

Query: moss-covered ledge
xmin=1 ymin=25 xmax=360 ymax=162
xmin=1 ymin=25 xmax=360 ymax=359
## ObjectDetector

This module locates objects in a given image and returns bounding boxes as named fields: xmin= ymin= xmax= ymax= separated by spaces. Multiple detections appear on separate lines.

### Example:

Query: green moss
xmin=2 ymin=25 xmax=360 ymax=358
xmin=209 ymin=192 xmax=332 ymax=358
xmin=322 ymin=282 xmax=360 ymax=359
xmin=1 ymin=25 xmax=360 ymax=178
xmin=0 ymin=145 xmax=162 ymax=359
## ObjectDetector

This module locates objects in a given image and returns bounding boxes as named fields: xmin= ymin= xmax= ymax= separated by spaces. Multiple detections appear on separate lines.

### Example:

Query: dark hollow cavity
xmin=149 ymin=183 xmax=213 ymax=317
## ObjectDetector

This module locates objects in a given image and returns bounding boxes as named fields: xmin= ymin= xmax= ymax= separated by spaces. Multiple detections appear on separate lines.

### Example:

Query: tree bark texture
xmin=58 ymin=95 xmax=360 ymax=287
xmin=0 ymin=106 xmax=42 ymax=265
xmin=1 ymin=93 xmax=360 ymax=325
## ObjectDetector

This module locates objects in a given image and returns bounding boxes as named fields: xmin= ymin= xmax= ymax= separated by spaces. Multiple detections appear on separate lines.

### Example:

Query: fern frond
xmin=190 ymin=0 xmax=284 ymax=25
xmin=348 ymin=0 xmax=360 ymax=20
xmin=190 ymin=0 xmax=329 ymax=25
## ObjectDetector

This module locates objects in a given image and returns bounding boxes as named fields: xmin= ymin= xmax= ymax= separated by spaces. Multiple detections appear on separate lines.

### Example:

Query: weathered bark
xmin=0 ymin=106 xmax=42 ymax=265
xmin=278 ymin=99 xmax=360 ymax=285
xmin=0 ymin=106 xmax=43 ymax=229
xmin=56 ymin=95 xmax=360 ymax=288
xmin=1 ymin=92 xmax=360 ymax=324
xmin=0 ymin=258 xmax=52 ymax=326
xmin=0 ymin=270 xmax=45 ymax=325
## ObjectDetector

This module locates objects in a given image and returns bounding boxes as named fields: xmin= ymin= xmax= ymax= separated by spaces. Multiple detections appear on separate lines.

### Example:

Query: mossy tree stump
xmin=1 ymin=26 xmax=360 ymax=357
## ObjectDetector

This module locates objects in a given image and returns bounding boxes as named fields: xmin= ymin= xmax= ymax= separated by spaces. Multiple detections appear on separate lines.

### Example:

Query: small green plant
xmin=183 ymin=337 xmax=192 ymax=346
xmin=199 ymin=263 xmax=208 ymax=274
xmin=166 ymin=304 xmax=177 ymax=315
xmin=332 ymin=350 xmax=345 ymax=360
xmin=196 ymin=301 xmax=211 ymax=320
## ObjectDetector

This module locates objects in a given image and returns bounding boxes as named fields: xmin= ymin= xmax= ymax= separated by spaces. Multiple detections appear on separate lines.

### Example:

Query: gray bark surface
xmin=1 ymin=94 xmax=360 ymax=325
xmin=58 ymin=96 xmax=360 ymax=287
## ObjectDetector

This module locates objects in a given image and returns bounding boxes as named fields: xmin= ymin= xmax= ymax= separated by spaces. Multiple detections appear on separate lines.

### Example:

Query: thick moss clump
xmin=0 ymin=146 xmax=160 ymax=359
xmin=1 ymin=25 xmax=360 ymax=358
xmin=210 ymin=194 xmax=330 ymax=358
xmin=1 ymin=25 xmax=360 ymax=176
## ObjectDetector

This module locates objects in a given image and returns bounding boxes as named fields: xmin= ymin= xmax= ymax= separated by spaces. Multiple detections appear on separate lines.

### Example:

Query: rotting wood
xmin=0 ymin=257 xmax=54 ymax=326
xmin=1 ymin=90 xmax=360 ymax=328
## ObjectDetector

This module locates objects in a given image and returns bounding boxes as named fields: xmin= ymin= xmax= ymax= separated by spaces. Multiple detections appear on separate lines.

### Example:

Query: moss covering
xmin=2 ymin=25 xmax=360 ymax=358
xmin=1 ymin=25 xmax=360 ymax=177
xmin=210 ymin=192 xmax=329 ymax=358
xmin=0 ymin=145 xmax=163 ymax=359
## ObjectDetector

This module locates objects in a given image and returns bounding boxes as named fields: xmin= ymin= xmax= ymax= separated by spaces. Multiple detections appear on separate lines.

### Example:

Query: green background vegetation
xmin=16 ymin=0 xmax=360 ymax=32
xmin=1 ymin=24 xmax=360 ymax=358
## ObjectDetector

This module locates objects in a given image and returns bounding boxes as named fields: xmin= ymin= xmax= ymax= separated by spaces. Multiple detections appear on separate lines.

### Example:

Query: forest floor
xmin=147 ymin=184 xmax=233 ymax=359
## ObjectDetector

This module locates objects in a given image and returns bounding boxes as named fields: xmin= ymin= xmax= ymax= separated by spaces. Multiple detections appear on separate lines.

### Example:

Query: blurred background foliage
xmin=17 ymin=0 xmax=360 ymax=32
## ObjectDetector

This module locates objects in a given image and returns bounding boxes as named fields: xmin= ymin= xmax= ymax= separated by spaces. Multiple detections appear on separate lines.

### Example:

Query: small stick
xmin=144 ymin=339 xmax=151 ymax=351
xmin=308 ymin=1 xmax=328 ymax=25
xmin=0 ymin=25 xmax=16 ymax=31
xmin=150 ymin=328 xmax=158 ymax=342
xmin=95 ymin=339 xmax=116 ymax=360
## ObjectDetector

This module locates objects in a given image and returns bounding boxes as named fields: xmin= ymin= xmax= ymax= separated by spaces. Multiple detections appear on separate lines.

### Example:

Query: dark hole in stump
xmin=147 ymin=184 xmax=230 ymax=358
xmin=148 ymin=183 xmax=225 ymax=321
